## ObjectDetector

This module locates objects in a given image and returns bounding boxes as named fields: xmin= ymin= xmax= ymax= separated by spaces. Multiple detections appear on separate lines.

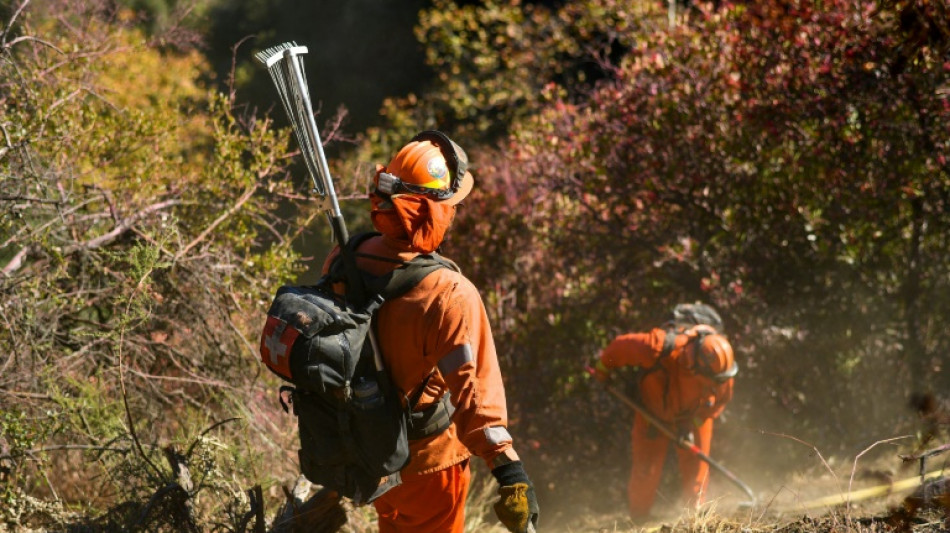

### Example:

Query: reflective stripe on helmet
xmin=377 ymin=171 xmax=455 ymax=200
xmin=375 ymin=130 xmax=472 ymax=204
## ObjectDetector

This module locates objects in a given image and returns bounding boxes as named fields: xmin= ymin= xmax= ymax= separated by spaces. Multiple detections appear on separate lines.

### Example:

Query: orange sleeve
xmin=427 ymin=275 xmax=513 ymax=466
xmin=599 ymin=328 xmax=666 ymax=370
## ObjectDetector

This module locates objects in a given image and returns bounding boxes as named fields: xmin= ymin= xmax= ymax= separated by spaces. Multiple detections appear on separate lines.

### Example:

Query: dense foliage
xmin=0 ymin=0 xmax=310 ymax=528
xmin=422 ymin=0 xmax=950 ymax=518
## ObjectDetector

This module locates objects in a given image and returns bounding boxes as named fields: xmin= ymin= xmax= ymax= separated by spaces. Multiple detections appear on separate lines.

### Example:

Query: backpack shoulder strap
xmin=659 ymin=327 xmax=677 ymax=359
xmin=420 ymin=251 xmax=461 ymax=274
xmin=326 ymin=231 xmax=460 ymax=303
xmin=374 ymin=252 xmax=459 ymax=301
xmin=325 ymin=231 xmax=383 ymax=283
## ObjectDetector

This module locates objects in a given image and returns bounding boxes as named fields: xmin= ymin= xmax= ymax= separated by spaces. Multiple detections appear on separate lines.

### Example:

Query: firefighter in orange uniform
xmin=594 ymin=303 xmax=736 ymax=521
xmin=323 ymin=131 xmax=538 ymax=533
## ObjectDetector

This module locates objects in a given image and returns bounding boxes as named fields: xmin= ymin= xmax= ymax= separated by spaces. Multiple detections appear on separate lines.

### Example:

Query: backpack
xmin=259 ymin=232 xmax=458 ymax=504
xmin=626 ymin=309 xmax=736 ymax=414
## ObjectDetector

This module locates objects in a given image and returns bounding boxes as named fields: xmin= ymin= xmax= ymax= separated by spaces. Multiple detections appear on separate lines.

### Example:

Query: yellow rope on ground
xmin=631 ymin=468 xmax=947 ymax=532
xmin=776 ymin=468 xmax=947 ymax=513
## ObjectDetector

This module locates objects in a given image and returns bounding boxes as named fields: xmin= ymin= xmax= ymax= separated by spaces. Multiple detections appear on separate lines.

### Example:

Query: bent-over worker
xmin=594 ymin=303 xmax=736 ymax=521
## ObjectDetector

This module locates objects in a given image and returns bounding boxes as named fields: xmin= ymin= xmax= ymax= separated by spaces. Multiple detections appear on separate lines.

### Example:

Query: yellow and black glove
xmin=491 ymin=461 xmax=539 ymax=532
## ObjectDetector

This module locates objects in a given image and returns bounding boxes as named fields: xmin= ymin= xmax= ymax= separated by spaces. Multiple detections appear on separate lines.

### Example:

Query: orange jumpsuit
xmin=324 ymin=234 xmax=518 ymax=532
xmin=599 ymin=327 xmax=733 ymax=519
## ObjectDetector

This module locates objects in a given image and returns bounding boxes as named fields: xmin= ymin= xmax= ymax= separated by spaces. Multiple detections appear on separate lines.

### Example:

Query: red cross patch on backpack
xmin=260 ymin=316 xmax=300 ymax=380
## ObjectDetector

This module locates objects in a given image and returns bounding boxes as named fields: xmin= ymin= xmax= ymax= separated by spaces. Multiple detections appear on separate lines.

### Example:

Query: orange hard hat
xmin=694 ymin=332 xmax=737 ymax=382
xmin=375 ymin=130 xmax=474 ymax=206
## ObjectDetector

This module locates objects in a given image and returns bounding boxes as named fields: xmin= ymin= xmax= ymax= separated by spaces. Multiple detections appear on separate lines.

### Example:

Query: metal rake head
xmin=254 ymin=41 xmax=331 ymax=198
xmin=254 ymin=42 xmax=304 ymax=68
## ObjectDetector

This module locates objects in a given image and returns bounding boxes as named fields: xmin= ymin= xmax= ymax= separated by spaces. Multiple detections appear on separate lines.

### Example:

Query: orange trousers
xmin=374 ymin=460 xmax=471 ymax=533
xmin=628 ymin=413 xmax=714 ymax=519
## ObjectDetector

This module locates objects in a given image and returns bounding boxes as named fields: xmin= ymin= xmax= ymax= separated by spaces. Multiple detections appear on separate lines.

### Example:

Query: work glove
xmin=491 ymin=461 xmax=539 ymax=532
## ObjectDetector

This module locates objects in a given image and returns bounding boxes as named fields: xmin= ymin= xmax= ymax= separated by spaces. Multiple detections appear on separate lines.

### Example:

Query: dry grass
xmin=545 ymin=435 xmax=950 ymax=533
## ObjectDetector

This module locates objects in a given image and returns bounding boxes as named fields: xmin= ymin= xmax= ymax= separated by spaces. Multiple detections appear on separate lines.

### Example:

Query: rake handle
xmin=585 ymin=365 xmax=756 ymax=503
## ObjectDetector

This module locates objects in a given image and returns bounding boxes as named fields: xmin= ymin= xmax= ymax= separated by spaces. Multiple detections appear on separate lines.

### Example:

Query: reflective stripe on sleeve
xmin=484 ymin=426 xmax=512 ymax=446
xmin=437 ymin=344 xmax=474 ymax=376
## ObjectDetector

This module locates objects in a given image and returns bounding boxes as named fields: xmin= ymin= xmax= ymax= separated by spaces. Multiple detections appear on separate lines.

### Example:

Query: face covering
xmin=370 ymin=192 xmax=456 ymax=254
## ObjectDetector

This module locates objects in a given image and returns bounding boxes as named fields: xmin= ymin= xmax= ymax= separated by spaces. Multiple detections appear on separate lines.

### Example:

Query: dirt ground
xmin=548 ymin=460 xmax=950 ymax=533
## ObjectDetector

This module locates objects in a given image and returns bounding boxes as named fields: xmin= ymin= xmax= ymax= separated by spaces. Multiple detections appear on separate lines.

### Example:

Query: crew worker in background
xmin=593 ymin=303 xmax=737 ymax=521
xmin=323 ymin=131 xmax=539 ymax=533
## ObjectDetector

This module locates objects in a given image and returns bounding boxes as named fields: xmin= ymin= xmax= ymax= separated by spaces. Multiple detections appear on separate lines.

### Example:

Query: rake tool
xmin=585 ymin=365 xmax=757 ymax=507
xmin=254 ymin=42 xmax=348 ymax=247
xmin=256 ymin=43 xmax=387 ymax=366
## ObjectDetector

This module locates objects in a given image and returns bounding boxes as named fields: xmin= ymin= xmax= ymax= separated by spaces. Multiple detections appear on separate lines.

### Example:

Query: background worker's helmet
xmin=691 ymin=332 xmax=737 ymax=382
xmin=669 ymin=303 xmax=724 ymax=333
xmin=375 ymin=130 xmax=474 ymax=206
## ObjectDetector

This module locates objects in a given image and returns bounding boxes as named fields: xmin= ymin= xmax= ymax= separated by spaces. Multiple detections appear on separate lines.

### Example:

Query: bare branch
xmin=0 ymin=195 xmax=62 ymax=204
xmin=900 ymin=443 xmax=950 ymax=462
xmin=1 ymin=197 xmax=97 ymax=251
xmin=0 ymin=389 xmax=53 ymax=400
xmin=62 ymin=198 xmax=181 ymax=254
xmin=0 ymin=0 xmax=31 ymax=46
xmin=3 ymin=35 xmax=65 ymax=54
xmin=227 ymin=35 xmax=255 ymax=107
xmin=184 ymin=417 xmax=242 ymax=458
xmin=0 ymin=444 xmax=131 ymax=461
xmin=320 ymin=106 xmax=350 ymax=146
xmin=131 ymin=226 xmax=177 ymax=258
xmin=0 ymin=246 xmax=29 ymax=277
xmin=34 ymin=88 xmax=82 ymax=140
xmin=758 ymin=429 xmax=839 ymax=487
xmin=174 ymin=184 xmax=258 ymax=261
xmin=224 ymin=300 xmax=261 ymax=374
xmin=122 ymin=367 xmax=235 ymax=391
xmin=0 ymin=306 xmax=17 ymax=378
xmin=847 ymin=435 xmax=912 ymax=507
xmin=0 ymin=122 xmax=13 ymax=159
xmin=118 ymin=263 xmax=165 ymax=484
